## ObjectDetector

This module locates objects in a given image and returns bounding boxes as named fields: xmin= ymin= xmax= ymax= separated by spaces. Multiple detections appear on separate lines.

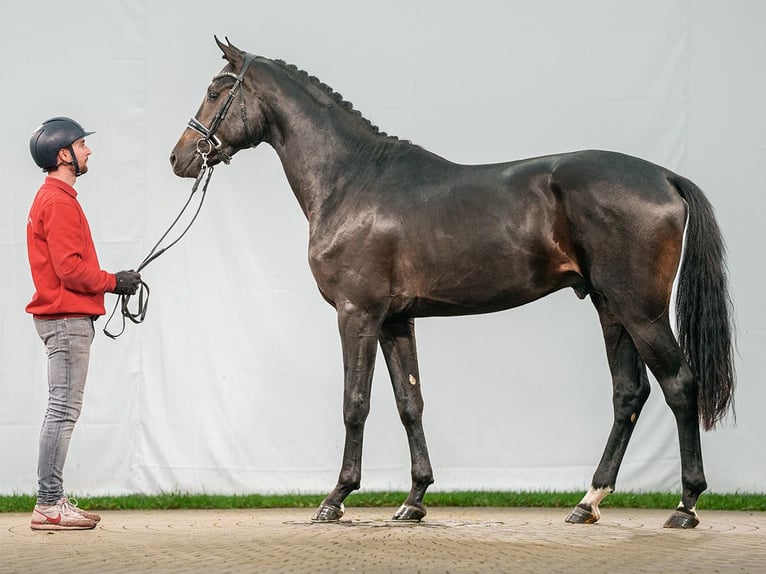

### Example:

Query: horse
xmin=170 ymin=37 xmax=735 ymax=528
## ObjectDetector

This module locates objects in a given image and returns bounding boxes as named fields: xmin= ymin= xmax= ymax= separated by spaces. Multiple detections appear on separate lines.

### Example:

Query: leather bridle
xmin=187 ymin=51 xmax=259 ymax=165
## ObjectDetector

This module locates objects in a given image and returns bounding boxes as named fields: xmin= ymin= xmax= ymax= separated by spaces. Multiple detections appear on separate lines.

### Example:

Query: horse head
xmin=170 ymin=37 xmax=266 ymax=178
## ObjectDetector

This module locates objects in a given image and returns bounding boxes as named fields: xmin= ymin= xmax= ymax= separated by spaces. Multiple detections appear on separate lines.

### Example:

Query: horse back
xmin=309 ymin=149 xmax=687 ymax=320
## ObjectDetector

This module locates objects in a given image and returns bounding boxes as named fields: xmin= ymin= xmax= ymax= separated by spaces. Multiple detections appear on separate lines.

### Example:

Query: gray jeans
xmin=34 ymin=317 xmax=95 ymax=505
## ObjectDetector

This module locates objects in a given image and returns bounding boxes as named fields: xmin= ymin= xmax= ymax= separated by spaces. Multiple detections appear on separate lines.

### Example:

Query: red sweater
xmin=26 ymin=177 xmax=116 ymax=319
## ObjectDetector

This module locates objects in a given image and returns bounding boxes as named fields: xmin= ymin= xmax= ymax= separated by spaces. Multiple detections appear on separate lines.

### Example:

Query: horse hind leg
xmin=379 ymin=317 xmax=434 ymax=521
xmin=567 ymin=295 xmax=651 ymax=525
xmin=627 ymin=320 xmax=706 ymax=529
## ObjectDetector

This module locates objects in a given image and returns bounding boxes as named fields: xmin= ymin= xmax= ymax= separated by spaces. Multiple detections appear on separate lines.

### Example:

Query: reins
xmin=103 ymin=52 xmax=257 ymax=339
xmin=103 ymin=158 xmax=214 ymax=339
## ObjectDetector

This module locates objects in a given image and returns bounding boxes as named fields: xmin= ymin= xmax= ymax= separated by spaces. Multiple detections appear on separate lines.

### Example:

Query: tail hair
xmin=673 ymin=175 xmax=735 ymax=430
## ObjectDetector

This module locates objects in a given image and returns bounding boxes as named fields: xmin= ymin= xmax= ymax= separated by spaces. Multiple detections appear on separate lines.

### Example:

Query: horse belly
xmin=389 ymin=235 xmax=582 ymax=318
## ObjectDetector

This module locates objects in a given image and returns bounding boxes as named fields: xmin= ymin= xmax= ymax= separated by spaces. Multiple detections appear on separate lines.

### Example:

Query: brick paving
xmin=2 ymin=507 xmax=764 ymax=573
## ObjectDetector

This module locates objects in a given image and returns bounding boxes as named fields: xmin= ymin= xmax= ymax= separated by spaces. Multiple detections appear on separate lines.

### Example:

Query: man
xmin=26 ymin=117 xmax=141 ymax=530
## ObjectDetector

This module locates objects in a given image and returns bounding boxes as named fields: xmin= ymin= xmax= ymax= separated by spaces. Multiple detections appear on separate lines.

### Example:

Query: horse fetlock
xmin=411 ymin=470 xmax=434 ymax=487
xmin=336 ymin=474 xmax=361 ymax=493
xmin=685 ymin=473 xmax=708 ymax=495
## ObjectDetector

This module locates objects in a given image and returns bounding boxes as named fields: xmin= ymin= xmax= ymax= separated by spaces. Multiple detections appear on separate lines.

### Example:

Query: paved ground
xmin=1 ymin=506 xmax=765 ymax=573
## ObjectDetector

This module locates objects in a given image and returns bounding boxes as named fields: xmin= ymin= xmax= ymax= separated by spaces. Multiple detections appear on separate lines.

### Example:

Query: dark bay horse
xmin=170 ymin=38 xmax=734 ymax=528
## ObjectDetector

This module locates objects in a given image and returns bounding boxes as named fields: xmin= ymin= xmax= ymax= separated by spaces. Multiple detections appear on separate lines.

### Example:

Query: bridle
xmin=186 ymin=51 xmax=259 ymax=165
xmin=103 ymin=52 xmax=259 ymax=339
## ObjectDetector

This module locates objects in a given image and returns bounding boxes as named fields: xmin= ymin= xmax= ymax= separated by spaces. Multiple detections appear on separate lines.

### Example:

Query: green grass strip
xmin=1 ymin=491 xmax=764 ymax=513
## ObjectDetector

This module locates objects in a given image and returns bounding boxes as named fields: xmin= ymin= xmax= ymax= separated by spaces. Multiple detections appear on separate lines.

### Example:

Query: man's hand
xmin=112 ymin=270 xmax=142 ymax=295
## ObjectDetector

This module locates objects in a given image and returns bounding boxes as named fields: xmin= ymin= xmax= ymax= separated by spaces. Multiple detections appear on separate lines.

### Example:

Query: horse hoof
xmin=565 ymin=504 xmax=599 ymax=524
xmin=311 ymin=502 xmax=345 ymax=522
xmin=392 ymin=503 xmax=426 ymax=522
xmin=663 ymin=509 xmax=699 ymax=529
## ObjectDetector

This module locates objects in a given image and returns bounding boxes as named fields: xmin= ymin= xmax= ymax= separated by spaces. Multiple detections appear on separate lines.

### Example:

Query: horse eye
xmin=208 ymin=91 xmax=219 ymax=102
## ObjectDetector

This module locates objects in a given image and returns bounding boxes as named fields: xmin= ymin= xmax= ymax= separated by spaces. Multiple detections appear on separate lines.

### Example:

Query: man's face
xmin=60 ymin=137 xmax=92 ymax=174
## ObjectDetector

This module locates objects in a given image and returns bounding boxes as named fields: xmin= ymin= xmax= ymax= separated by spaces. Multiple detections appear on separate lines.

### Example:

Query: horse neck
xmin=256 ymin=62 xmax=388 ymax=220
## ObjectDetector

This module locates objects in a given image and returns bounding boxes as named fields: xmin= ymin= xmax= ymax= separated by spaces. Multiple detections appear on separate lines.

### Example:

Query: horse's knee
xmin=397 ymin=400 xmax=424 ymax=427
xmin=343 ymin=394 xmax=371 ymax=427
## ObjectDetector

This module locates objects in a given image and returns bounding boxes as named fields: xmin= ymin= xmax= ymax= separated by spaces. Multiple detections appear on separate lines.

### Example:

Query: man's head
xmin=30 ymin=117 xmax=95 ymax=176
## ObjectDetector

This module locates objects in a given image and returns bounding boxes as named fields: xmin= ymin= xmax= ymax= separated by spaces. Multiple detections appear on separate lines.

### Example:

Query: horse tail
xmin=671 ymin=174 xmax=735 ymax=430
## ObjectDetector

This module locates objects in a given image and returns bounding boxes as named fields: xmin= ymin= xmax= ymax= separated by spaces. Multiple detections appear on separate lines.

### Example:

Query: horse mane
xmin=270 ymin=59 xmax=408 ymax=144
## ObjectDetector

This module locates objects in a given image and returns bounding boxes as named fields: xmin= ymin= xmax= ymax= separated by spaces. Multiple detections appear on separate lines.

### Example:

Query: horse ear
xmin=214 ymin=35 xmax=242 ymax=63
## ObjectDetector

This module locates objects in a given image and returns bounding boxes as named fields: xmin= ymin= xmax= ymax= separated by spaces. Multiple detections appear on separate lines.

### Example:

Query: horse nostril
xmin=169 ymin=153 xmax=176 ymax=167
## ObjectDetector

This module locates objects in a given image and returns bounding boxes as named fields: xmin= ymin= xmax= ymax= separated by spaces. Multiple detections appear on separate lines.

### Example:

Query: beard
xmin=76 ymin=159 xmax=89 ymax=176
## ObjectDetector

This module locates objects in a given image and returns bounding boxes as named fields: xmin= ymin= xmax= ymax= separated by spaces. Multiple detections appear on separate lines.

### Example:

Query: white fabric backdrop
xmin=1 ymin=0 xmax=763 ymax=496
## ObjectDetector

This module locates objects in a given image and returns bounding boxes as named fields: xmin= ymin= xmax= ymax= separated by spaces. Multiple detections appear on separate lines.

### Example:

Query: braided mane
xmin=271 ymin=59 xmax=405 ymax=143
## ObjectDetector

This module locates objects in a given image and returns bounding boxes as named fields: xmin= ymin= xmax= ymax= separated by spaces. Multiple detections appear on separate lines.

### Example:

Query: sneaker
xmin=62 ymin=497 xmax=101 ymax=523
xmin=31 ymin=499 xmax=97 ymax=531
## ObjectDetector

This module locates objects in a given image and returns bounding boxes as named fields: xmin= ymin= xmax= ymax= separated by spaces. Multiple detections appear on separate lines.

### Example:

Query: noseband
xmin=187 ymin=51 xmax=259 ymax=164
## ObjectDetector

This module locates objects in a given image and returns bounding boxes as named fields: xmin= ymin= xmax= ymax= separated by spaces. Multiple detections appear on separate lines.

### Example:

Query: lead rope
xmin=103 ymin=152 xmax=215 ymax=339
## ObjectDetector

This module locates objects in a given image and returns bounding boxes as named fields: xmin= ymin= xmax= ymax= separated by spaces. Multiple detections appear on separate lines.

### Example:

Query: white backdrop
xmin=1 ymin=0 xmax=763 ymax=497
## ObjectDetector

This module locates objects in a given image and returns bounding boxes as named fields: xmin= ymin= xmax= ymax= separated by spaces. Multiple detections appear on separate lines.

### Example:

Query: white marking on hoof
xmin=581 ymin=486 xmax=612 ymax=508
xmin=573 ymin=486 xmax=613 ymax=522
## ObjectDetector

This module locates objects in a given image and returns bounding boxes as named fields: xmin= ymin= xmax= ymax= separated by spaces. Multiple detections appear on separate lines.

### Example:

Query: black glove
xmin=113 ymin=270 xmax=142 ymax=295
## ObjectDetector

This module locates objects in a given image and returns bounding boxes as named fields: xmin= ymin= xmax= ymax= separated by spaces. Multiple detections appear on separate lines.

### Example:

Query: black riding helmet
xmin=29 ymin=117 xmax=95 ymax=175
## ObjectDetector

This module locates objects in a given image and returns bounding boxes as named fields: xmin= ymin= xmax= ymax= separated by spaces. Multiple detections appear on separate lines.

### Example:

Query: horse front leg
xmin=379 ymin=318 xmax=433 ymax=522
xmin=312 ymin=305 xmax=381 ymax=522
xmin=567 ymin=297 xmax=651 ymax=525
